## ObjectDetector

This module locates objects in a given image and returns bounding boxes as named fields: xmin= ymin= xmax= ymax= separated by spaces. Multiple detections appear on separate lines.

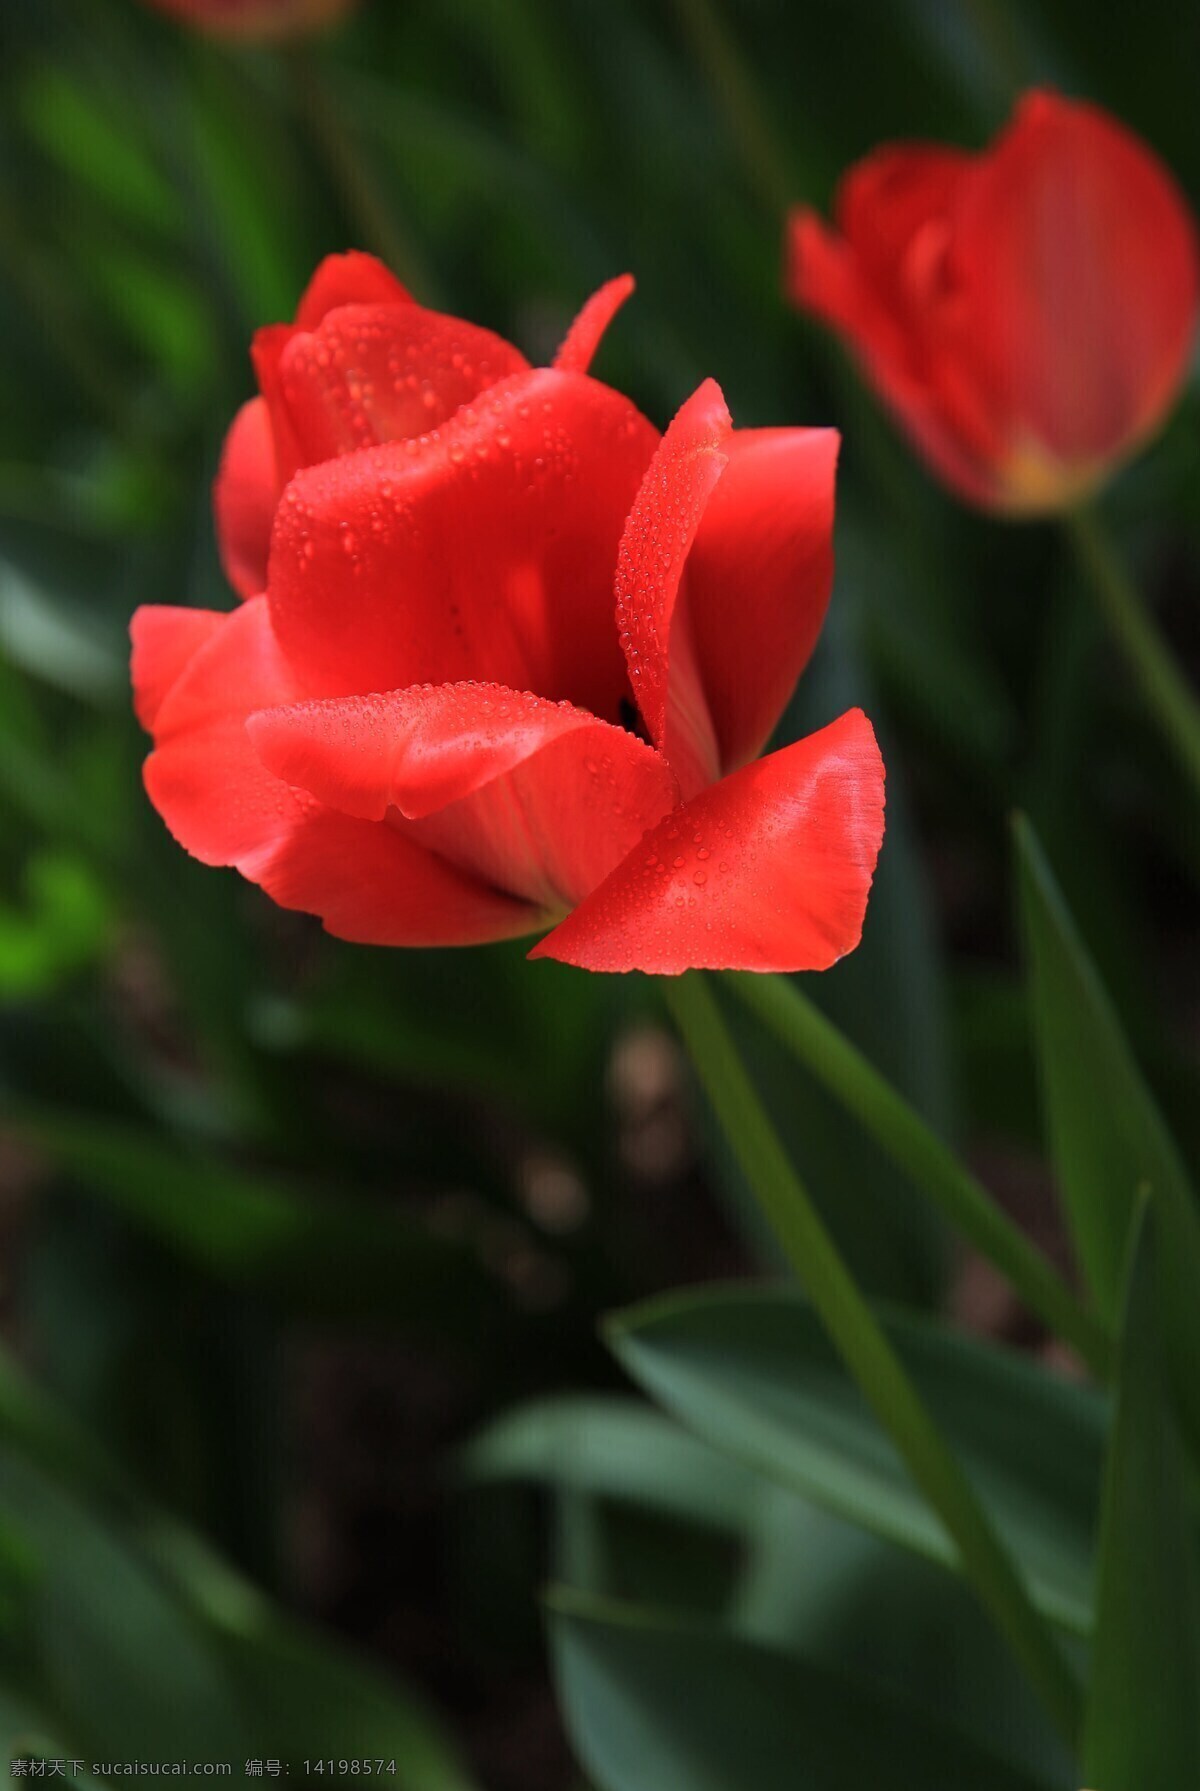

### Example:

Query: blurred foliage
xmin=0 ymin=0 xmax=1198 ymax=1785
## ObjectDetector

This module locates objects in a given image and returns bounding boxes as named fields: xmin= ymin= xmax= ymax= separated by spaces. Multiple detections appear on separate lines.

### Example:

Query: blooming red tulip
xmin=789 ymin=91 xmax=1198 ymax=513
xmin=142 ymin=0 xmax=357 ymax=40
xmin=132 ymin=255 xmax=884 ymax=973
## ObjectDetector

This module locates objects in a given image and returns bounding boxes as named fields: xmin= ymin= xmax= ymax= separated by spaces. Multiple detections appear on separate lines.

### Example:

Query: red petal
xmin=141 ymin=600 xmax=528 ymax=944
xmin=251 ymin=323 xmax=307 ymax=488
xmin=788 ymin=145 xmax=965 ymax=381
xmin=272 ymin=303 xmax=531 ymax=467
xmin=530 ymin=709 xmax=885 ymax=974
xmin=268 ymin=367 xmax=659 ymax=719
xmin=240 ymin=256 xmax=413 ymax=506
xmin=835 ymin=144 xmax=972 ymax=304
xmin=685 ymin=427 xmax=838 ymax=770
xmin=246 ymin=808 xmax=537 ymax=948
xmin=553 ymin=275 xmax=635 ymax=374
xmin=615 ymin=379 xmax=728 ymax=795
xmin=144 ymin=597 xmax=314 ymax=869
xmin=293 ymin=251 xmax=412 ymax=328
xmin=953 ymin=90 xmax=1199 ymax=475
xmin=788 ymin=207 xmax=1008 ymax=509
xmin=131 ymin=605 xmax=228 ymax=731
xmin=249 ymin=682 xmax=679 ymax=911
xmin=214 ymin=397 xmax=279 ymax=600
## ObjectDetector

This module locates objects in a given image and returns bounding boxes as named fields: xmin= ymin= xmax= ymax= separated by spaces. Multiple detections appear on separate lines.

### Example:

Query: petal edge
xmin=531 ymin=709 xmax=885 ymax=974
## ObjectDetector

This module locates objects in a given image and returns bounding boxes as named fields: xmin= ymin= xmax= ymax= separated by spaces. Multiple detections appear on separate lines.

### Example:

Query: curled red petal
xmin=144 ymin=597 xmax=320 ymax=869
xmin=268 ymin=367 xmax=659 ymax=719
xmin=953 ymin=90 xmax=1199 ymax=481
xmin=788 ymin=205 xmax=1012 ymax=508
xmin=834 ymin=144 xmax=972 ymax=307
xmin=790 ymin=96 xmax=1199 ymax=513
xmin=273 ymin=303 xmax=531 ymax=466
xmin=615 ymin=378 xmax=729 ymax=794
xmin=249 ymin=681 xmax=679 ymax=911
xmin=131 ymin=604 xmax=228 ymax=731
xmin=685 ymin=427 xmax=838 ymax=771
xmin=293 ymin=251 xmax=412 ymax=328
xmin=141 ymin=599 xmax=530 ymax=945
xmin=246 ymin=807 xmax=538 ymax=948
xmin=214 ymin=397 xmax=279 ymax=600
xmin=530 ymin=708 xmax=885 ymax=974
xmin=553 ymin=275 xmax=635 ymax=375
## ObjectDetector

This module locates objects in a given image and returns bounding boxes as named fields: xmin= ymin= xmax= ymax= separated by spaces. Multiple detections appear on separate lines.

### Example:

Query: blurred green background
xmin=0 ymin=0 xmax=1197 ymax=1784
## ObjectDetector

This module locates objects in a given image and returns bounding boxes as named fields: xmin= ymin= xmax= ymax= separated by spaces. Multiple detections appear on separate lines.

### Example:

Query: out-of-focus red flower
xmin=142 ymin=0 xmax=357 ymax=41
xmin=132 ymin=254 xmax=884 ymax=974
xmin=789 ymin=91 xmax=1199 ymax=513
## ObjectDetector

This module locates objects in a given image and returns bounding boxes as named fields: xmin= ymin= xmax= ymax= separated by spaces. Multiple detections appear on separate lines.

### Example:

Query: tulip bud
xmin=141 ymin=0 xmax=358 ymax=41
xmin=789 ymin=91 xmax=1198 ymax=514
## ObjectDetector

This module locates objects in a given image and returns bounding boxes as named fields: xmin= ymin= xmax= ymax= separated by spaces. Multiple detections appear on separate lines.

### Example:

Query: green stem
xmin=664 ymin=972 xmax=1083 ymax=1746
xmin=731 ymin=971 xmax=1111 ymax=1378
xmin=283 ymin=45 xmax=436 ymax=297
xmin=1067 ymin=505 xmax=1200 ymax=800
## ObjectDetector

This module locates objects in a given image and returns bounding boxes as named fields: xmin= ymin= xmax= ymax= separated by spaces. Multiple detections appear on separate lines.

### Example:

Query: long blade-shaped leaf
xmin=608 ymin=1285 xmax=1104 ymax=1634
xmin=1083 ymin=1201 xmax=1200 ymax=1789
xmin=549 ymin=1590 xmax=1053 ymax=1791
xmin=1016 ymin=815 xmax=1200 ymax=1451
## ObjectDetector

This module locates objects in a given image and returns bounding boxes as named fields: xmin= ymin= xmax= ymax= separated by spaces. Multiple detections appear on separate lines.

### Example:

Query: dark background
xmin=0 ymin=0 xmax=1197 ymax=1783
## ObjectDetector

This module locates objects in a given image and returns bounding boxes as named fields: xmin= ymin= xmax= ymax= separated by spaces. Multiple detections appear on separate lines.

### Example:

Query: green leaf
xmin=0 ymin=1342 xmax=478 ymax=1780
xmin=1083 ymin=1201 xmax=1200 ymax=1789
xmin=12 ymin=1110 xmax=503 ymax=1332
xmin=607 ymin=1285 xmax=1103 ymax=1633
xmin=464 ymin=1395 xmax=763 ymax=1535
xmin=1015 ymin=815 xmax=1200 ymax=1448
xmin=467 ymin=1397 xmax=758 ymax=1623
xmin=0 ymin=1451 xmax=246 ymax=1759
xmin=549 ymin=1590 xmax=1053 ymax=1791
xmin=17 ymin=66 xmax=178 ymax=238
xmin=733 ymin=1501 xmax=1075 ymax=1785
xmin=215 ymin=1618 xmax=478 ymax=1786
xmin=0 ymin=849 xmax=111 ymax=998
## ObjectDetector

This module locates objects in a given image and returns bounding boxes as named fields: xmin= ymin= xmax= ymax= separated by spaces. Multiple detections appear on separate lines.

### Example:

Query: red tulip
xmin=132 ymin=255 xmax=884 ymax=973
xmin=789 ymin=91 xmax=1198 ymax=513
xmin=142 ymin=0 xmax=357 ymax=40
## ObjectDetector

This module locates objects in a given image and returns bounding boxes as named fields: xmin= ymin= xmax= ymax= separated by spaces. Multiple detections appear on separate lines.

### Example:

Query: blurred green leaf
xmin=0 ymin=1452 xmax=245 ymax=1758
xmin=1016 ymin=815 xmax=1200 ymax=1450
xmin=0 ymin=850 xmax=111 ymax=999
xmin=548 ymin=1589 xmax=1053 ymax=1791
xmin=467 ymin=1397 xmax=753 ymax=1620
xmin=1082 ymin=1200 xmax=1200 ymax=1790
xmin=12 ymin=1111 xmax=505 ymax=1331
xmin=216 ymin=1618 xmax=478 ymax=1782
xmin=0 ymin=1341 xmax=479 ymax=1782
xmin=464 ymin=1394 xmax=762 ymax=1534
xmin=551 ymin=1489 xmax=743 ymax=1622
xmin=734 ymin=1499 xmax=1075 ymax=1784
xmin=17 ymin=65 xmax=178 ymax=238
xmin=608 ymin=1285 xmax=1103 ymax=1633
xmin=0 ymin=559 xmax=123 ymax=700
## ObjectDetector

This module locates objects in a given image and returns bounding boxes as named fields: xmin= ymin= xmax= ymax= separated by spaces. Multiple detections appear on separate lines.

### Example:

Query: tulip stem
xmin=663 ymin=971 xmax=1083 ymax=1746
xmin=728 ymin=971 xmax=1111 ymax=1376
xmin=1067 ymin=505 xmax=1200 ymax=799
xmin=283 ymin=45 xmax=435 ymax=296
